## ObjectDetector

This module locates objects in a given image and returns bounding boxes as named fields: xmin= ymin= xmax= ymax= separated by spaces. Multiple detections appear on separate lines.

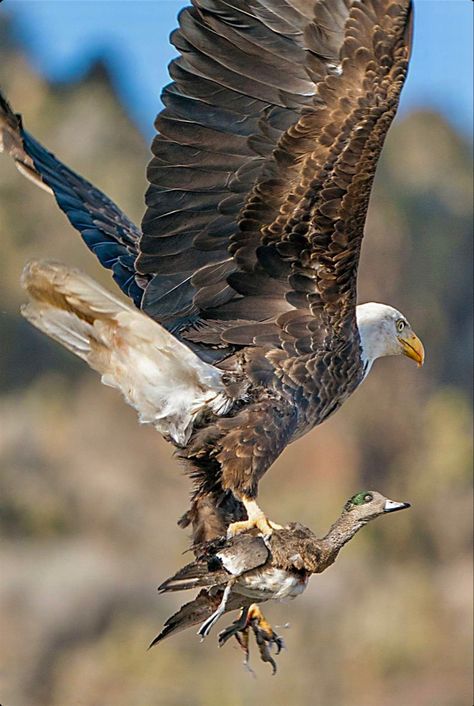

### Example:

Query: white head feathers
xmin=356 ymin=302 xmax=412 ymax=375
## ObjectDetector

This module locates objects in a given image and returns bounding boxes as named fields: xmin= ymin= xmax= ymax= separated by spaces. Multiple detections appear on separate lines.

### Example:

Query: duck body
xmin=152 ymin=523 xmax=321 ymax=672
xmin=158 ymin=523 xmax=325 ymax=604
xmin=213 ymin=523 xmax=322 ymax=602
xmin=152 ymin=491 xmax=410 ymax=671
xmin=234 ymin=566 xmax=309 ymax=602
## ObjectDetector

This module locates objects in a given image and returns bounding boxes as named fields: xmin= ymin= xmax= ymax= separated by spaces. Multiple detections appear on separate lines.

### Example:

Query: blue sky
xmin=3 ymin=0 xmax=473 ymax=138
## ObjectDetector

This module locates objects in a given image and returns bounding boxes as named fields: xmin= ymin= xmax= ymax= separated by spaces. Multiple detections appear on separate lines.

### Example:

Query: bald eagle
xmin=0 ymin=0 xmax=423 ymax=544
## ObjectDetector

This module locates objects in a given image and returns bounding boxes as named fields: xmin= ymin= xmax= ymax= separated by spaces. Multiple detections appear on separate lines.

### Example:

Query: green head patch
xmin=345 ymin=491 xmax=373 ymax=511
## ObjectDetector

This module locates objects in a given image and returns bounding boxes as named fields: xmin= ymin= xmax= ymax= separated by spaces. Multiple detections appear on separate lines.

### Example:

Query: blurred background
xmin=0 ymin=2 xmax=472 ymax=706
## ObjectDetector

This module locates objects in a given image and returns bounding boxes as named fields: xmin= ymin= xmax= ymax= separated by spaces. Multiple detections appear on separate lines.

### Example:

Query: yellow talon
xmin=219 ymin=604 xmax=285 ymax=673
xmin=227 ymin=499 xmax=283 ymax=538
xmin=247 ymin=605 xmax=273 ymax=635
xmin=247 ymin=604 xmax=285 ymax=674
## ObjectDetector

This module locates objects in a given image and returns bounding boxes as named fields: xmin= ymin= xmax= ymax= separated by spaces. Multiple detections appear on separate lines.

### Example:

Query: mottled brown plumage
xmin=1 ymin=1 xmax=422 ymax=544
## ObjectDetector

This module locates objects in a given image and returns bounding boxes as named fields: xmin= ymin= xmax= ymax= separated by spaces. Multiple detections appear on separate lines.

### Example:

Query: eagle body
xmin=0 ymin=0 xmax=424 ymax=543
xmin=179 ymin=335 xmax=365 ymax=542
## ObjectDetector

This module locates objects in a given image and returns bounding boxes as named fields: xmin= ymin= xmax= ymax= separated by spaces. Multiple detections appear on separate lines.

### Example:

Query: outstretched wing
xmin=141 ymin=0 xmax=413 ymax=355
xmin=0 ymin=93 xmax=145 ymax=305
xmin=140 ymin=0 xmax=351 ymax=330
xmin=2 ymin=1 xmax=413 ymax=362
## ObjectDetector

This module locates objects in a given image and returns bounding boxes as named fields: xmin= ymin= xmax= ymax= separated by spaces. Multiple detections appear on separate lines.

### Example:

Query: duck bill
xmin=398 ymin=332 xmax=425 ymax=367
xmin=383 ymin=499 xmax=411 ymax=513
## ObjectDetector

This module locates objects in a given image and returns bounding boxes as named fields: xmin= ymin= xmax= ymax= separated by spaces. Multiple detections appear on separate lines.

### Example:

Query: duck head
xmin=343 ymin=490 xmax=411 ymax=524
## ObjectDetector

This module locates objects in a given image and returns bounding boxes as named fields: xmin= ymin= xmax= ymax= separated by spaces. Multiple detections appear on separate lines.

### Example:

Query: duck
xmin=151 ymin=491 xmax=410 ymax=672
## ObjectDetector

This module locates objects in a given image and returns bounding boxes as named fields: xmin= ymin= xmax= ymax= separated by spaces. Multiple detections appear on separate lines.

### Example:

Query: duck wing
xmin=158 ymin=533 xmax=269 ymax=592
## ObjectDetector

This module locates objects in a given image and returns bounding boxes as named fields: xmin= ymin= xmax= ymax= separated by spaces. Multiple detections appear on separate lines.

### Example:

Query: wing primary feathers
xmin=0 ymin=89 xmax=145 ymax=306
xmin=0 ymin=91 xmax=53 ymax=193
xmin=139 ymin=0 xmax=354 ymax=333
xmin=139 ymin=0 xmax=412 ymax=356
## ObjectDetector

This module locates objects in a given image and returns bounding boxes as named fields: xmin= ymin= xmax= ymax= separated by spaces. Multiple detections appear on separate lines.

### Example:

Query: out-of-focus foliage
xmin=0 ymin=20 xmax=472 ymax=706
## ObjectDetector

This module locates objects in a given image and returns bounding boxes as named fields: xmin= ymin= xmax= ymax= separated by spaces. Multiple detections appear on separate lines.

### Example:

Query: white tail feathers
xmin=21 ymin=260 xmax=233 ymax=445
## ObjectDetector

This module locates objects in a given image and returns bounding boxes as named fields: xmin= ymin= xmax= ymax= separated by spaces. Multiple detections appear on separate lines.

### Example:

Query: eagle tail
xmin=21 ymin=260 xmax=231 ymax=445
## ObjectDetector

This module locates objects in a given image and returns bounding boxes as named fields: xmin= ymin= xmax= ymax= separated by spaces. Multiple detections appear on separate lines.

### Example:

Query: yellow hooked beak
xmin=398 ymin=331 xmax=425 ymax=367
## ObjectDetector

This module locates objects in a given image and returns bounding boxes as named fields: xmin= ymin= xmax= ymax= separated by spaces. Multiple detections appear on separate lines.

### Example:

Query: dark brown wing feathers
xmin=139 ymin=0 xmax=352 ymax=328
xmin=140 ymin=0 xmax=412 ymax=363
xmin=234 ymin=1 xmax=413 ymax=337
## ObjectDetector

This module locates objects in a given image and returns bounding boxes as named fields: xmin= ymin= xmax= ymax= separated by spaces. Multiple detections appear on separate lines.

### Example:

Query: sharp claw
xmin=268 ymin=653 xmax=277 ymax=675
xmin=252 ymin=629 xmax=278 ymax=674
xmin=218 ymin=624 xmax=238 ymax=647
xmin=269 ymin=520 xmax=284 ymax=530
xmin=274 ymin=636 xmax=285 ymax=654
xmin=234 ymin=628 xmax=249 ymax=657
xmin=218 ymin=604 xmax=284 ymax=673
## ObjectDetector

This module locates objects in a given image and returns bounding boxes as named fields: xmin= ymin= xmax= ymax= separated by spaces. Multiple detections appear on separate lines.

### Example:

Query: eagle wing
xmin=141 ymin=0 xmax=413 ymax=356
xmin=0 ymin=93 xmax=144 ymax=305
xmin=1 ymin=1 xmax=412 ymax=362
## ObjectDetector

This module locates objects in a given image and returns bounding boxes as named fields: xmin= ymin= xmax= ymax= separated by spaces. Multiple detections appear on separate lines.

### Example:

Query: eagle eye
xmin=396 ymin=319 xmax=406 ymax=333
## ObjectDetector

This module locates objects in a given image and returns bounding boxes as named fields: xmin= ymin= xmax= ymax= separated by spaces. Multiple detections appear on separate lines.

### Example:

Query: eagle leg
xmin=227 ymin=498 xmax=283 ymax=539
xmin=234 ymin=627 xmax=252 ymax=672
xmin=248 ymin=604 xmax=285 ymax=675
xmin=197 ymin=582 xmax=233 ymax=639
xmin=219 ymin=604 xmax=284 ymax=674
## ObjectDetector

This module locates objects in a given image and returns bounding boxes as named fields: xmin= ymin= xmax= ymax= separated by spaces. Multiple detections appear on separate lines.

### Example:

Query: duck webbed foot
xmin=218 ymin=604 xmax=285 ymax=674
xmin=227 ymin=498 xmax=283 ymax=539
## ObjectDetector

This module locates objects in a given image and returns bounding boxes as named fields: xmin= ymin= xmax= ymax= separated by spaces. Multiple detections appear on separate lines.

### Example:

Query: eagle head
xmin=356 ymin=302 xmax=425 ymax=371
